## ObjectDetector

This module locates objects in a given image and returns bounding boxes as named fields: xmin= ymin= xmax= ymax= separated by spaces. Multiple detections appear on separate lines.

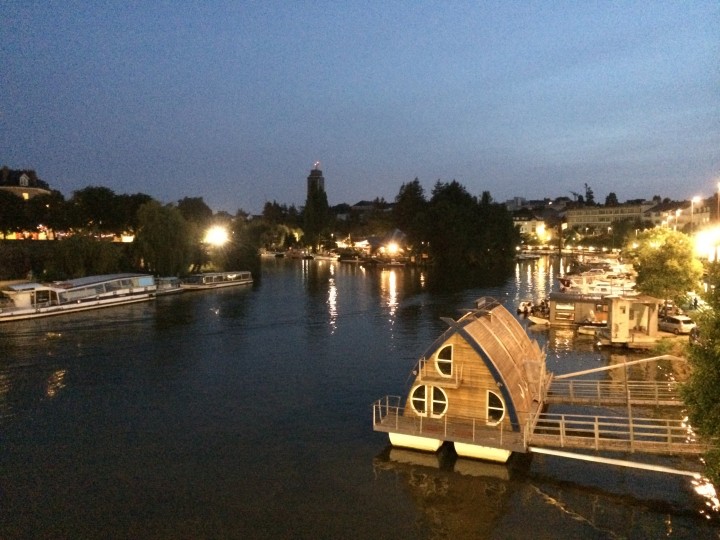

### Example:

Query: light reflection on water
xmin=0 ymin=255 xmax=717 ymax=538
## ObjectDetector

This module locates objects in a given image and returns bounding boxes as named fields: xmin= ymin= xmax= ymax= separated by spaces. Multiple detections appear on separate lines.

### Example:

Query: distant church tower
xmin=307 ymin=161 xmax=325 ymax=197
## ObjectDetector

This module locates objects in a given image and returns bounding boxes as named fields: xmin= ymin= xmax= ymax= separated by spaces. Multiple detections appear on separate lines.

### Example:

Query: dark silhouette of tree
xmin=217 ymin=219 xmax=263 ymax=277
xmin=584 ymin=183 xmax=595 ymax=205
xmin=135 ymin=201 xmax=193 ymax=276
xmin=0 ymin=191 xmax=25 ymax=235
xmin=302 ymin=181 xmax=330 ymax=251
xmin=392 ymin=178 xmax=428 ymax=249
xmin=177 ymin=197 xmax=213 ymax=226
xmin=118 ymin=193 xmax=154 ymax=234
xmin=422 ymin=181 xmax=518 ymax=289
xmin=605 ymin=192 xmax=619 ymax=206
xmin=44 ymin=235 xmax=126 ymax=279
xmin=25 ymin=190 xmax=69 ymax=234
xmin=68 ymin=186 xmax=127 ymax=234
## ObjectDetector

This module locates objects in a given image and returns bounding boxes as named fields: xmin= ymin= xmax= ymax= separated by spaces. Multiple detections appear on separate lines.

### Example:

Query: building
xmin=306 ymin=161 xmax=325 ymax=197
xmin=0 ymin=167 xmax=51 ymax=200
xmin=565 ymin=201 xmax=656 ymax=230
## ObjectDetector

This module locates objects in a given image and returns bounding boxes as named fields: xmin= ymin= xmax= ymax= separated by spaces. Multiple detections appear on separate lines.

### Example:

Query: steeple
xmin=307 ymin=161 xmax=325 ymax=197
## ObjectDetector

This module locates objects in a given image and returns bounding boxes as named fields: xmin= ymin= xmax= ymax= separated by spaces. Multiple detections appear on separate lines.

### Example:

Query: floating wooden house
xmin=596 ymin=294 xmax=661 ymax=348
xmin=373 ymin=297 xmax=548 ymax=463
xmin=374 ymin=297 xmax=709 ymax=474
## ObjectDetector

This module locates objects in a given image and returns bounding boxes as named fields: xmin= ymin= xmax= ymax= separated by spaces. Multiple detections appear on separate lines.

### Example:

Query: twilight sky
xmin=2 ymin=1 xmax=718 ymax=213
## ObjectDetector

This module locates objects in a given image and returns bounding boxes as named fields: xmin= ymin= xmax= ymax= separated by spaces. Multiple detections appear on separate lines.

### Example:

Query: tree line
xmin=0 ymin=179 xmax=520 ymax=288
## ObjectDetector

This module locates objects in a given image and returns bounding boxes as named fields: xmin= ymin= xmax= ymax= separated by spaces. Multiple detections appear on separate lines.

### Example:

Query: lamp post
xmin=716 ymin=182 xmax=719 ymax=222
xmin=691 ymin=196 xmax=701 ymax=232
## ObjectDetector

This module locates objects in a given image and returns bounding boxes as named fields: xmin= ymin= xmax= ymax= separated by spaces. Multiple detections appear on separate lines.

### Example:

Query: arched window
xmin=487 ymin=390 xmax=505 ymax=424
xmin=436 ymin=345 xmax=452 ymax=377
xmin=410 ymin=385 xmax=448 ymax=418
xmin=411 ymin=385 xmax=426 ymax=414
xmin=431 ymin=386 xmax=447 ymax=416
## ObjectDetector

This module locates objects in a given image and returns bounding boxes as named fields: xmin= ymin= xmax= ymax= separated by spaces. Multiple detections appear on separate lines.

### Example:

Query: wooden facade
xmin=375 ymin=297 xmax=548 ymax=461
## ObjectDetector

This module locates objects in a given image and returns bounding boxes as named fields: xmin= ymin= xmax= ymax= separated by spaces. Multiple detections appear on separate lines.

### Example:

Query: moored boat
xmin=180 ymin=271 xmax=253 ymax=290
xmin=0 ymin=273 xmax=157 ymax=322
xmin=156 ymin=276 xmax=183 ymax=295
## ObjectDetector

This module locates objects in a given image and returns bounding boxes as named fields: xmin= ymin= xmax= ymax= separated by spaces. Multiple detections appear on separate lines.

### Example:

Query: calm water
xmin=1 ymin=257 xmax=718 ymax=539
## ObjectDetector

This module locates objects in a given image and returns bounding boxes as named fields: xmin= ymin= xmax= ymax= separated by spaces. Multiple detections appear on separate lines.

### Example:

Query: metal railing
xmin=372 ymin=396 xmax=525 ymax=452
xmin=528 ymin=411 xmax=709 ymax=455
xmin=547 ymin=379 xmax=682 ymax=406
xmin=415 ymin=359 xmax=463 ymax=388
xmin=373 ymin=396 xmax=710 ymax=456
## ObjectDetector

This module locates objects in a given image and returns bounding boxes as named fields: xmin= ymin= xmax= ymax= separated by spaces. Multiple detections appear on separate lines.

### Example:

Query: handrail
xmin=547 ymin=379 xmax=682 ymax=406
xmin=530 ymin=411 xmax=708 ymax=453
xmin=372 ymin=396 xmax=710 ymax=456
xmin=415 ymin=359 xmax=463 ymax=387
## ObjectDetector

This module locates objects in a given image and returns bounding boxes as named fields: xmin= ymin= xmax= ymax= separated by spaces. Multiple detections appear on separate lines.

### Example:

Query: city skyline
xmin=3 ymin=2 xmax=718 ymax=213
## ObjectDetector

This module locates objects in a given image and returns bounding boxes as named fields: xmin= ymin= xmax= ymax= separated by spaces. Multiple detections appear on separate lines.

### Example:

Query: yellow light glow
xmin=694 ymin=226 xmax=720 ymax=261
xmin=205 ymin=226 xmax=229 ymax=246
xmin=386 ymin=242 xmax=399 ymax=255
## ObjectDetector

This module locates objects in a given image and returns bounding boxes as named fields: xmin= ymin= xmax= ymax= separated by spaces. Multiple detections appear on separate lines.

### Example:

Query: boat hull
xmin=388 ymin=432 xmax=443 ymax=452
xmin=180 ymin=280 xmax=252 ymax=290
xmin=0 ymin=293 xmax=153 ymax=322
xmin=180 ymin=271 xmax=253 ymax=290
xmin=453 ymin=442 xmax=512 ymax=463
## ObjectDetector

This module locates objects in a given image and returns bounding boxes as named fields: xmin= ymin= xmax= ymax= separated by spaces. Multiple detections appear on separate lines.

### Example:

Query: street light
xmin=691 ymin=196 xmax=701 ymax=232
xmin=716 ymin=182 xmax=719 ymax=222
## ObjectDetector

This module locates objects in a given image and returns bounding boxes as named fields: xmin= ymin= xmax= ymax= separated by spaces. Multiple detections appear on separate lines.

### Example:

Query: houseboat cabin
xmin=373 ymin=297 xmax=548 ymax=462
xmin=547 ymin=292 xmax=609 ymax=326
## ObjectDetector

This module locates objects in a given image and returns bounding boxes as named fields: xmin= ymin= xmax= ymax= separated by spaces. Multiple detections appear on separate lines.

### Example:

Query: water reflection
xmin=375 ymin=445 xmax=719 ymax=538
xmin=374 ymin=445 xmax=518 ymax=537
xmin=45 ymin=369 xmax=67 ymax=398
xmin=380 ymin=269 xmax=399 ymax=318
xmin=327 ymin=263 xmax=337 ymax=333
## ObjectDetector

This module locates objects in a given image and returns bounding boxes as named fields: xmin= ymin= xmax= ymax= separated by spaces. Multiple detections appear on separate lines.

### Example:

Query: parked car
xmin=658 ymin=315 xmax=697 ymax=335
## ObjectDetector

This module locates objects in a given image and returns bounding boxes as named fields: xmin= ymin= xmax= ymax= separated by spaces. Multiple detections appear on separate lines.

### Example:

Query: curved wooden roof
xmin=421 ymin=297 xmax=545 ymax=429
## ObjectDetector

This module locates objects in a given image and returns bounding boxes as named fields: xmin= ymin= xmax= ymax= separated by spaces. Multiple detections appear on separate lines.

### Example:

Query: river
xmin=1 ymin=256 xmax=718 ymax=539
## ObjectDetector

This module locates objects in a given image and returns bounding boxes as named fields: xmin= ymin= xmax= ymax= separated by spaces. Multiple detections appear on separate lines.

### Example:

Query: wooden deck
xmin=372 ymin=397 xmax=527 ymax=453
xmin=527 ymin=411 xmax=709 ymax=456
xmin=373 ymin=396 xmax=711 ymax=457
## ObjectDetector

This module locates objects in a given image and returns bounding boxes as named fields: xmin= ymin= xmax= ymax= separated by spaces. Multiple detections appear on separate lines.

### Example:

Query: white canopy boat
xmin=0 ymin=273 xmax=157 ymax=322
xmin=180 ymin=271 xmax=253 ymax=290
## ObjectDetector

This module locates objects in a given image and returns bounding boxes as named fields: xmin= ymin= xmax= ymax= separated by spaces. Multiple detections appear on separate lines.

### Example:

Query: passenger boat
xmin=155 ymin=276 xmax=183 ymax=295
xmin=180 ymin=271 xmax=253 ymax=290
xmin=0 ymin=273 xmax=157 ymax=322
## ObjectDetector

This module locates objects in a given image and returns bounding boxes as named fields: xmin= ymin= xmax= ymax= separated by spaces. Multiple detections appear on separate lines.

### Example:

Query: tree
xmin=605 ymin=192 xmax=619 ymax=206
xmin=624 ymin=228 xmax=703 ymax=305
xmin=422 ymin=181 xmax=517 ymax=289
xmin=682 ymin=261 xmax=720 ymax=484
xmin=0 ymin=191 xmax=25 ymax=235
xmin=177 ymin=197 xmax=213 ymax=227
xmin=217 ymin=218 xmax=263 ymax=276
xmin=302 ymin=182 xmax=330 ymax=251
xmin=68 ymin=186 xmax=124 ymax=234
xmin=25 ymin=190 xmax=69 ymax=234
xmin=44 ymin=235 xmax=126 ymax=279
xmin=135 ymin=201 xmax=193 ymax=276
xmin=118 ymin=193 xmax=154 ymax=234
xmin=584 ymin=183 xmax=595 ymax=205
xmin=392 ymin=178 xmax=428 ymax=249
